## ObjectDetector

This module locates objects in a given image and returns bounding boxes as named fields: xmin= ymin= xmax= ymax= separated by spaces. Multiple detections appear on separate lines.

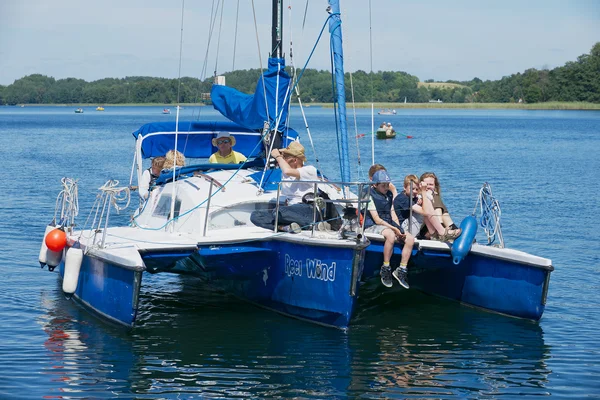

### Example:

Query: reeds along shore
xmin=314 ymin=102 xmax=600 ymax=110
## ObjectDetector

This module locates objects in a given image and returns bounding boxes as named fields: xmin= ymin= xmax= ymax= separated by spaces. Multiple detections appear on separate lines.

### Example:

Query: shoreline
xmin=6 ymin=102 xmax=600 ymax=110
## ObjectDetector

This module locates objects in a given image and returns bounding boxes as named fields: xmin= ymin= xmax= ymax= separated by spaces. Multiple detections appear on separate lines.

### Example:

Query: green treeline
xmin=1 ymin=42 xmax=598 ymax=105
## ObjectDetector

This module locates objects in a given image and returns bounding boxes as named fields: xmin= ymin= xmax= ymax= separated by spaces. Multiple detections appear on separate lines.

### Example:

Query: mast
xmin=328 ymin=0 xmax=351 ymax=184
xmin=271 ymin=0 xmax=283 ymax=58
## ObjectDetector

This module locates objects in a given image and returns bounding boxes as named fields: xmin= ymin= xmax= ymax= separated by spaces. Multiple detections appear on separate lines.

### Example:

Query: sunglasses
xmin=216 ymin=139 xmax=231 ymax=145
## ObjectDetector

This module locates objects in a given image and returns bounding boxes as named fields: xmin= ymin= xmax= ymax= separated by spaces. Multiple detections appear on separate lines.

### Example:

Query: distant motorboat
xmin=74 ymin=108 xmax=84 ymax=114
xmin=96 ymin=106 xmax=105 ymax=111
xmin=162 ymin=108 xmax=171 ymax=114
xmin=377 ymin=108 xmax=396 ymax=115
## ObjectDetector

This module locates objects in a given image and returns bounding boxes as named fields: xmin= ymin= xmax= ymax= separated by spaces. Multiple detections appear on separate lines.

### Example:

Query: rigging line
xmin=348 ymin=71 xmax=362 ymax=177
xmin=287 ymin=4 xmax=322 ymax=176
xmin=213 ymin=0 xmax=225 ymax=77
xmin=368 ymin=0 xmax=374 ymax=165
xmin=251 ymin=0 xmax=270 ymax=127
xmin=232 ymin=0 xmax=240 ymax=70
xmin=329 ymin=36 xmax=344 ymax=185
xmin=302 ymin=0 xmax=309 ymax=30
xmin=193 ymin=0 xmax=219 ymax=112
xmin=287 ymin=14 xmax=337 ymax=103
xmin=200 ymin=0 xmax=218 ymax=81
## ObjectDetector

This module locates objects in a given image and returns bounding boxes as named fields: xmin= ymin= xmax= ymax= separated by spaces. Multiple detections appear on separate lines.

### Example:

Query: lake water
xmin=1 ymin=106 xmax=599 ymax=398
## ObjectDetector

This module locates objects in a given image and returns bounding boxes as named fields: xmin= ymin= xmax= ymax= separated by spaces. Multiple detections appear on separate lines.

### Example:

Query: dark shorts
xmin=250 ymin=203 xmax=314 ymax=230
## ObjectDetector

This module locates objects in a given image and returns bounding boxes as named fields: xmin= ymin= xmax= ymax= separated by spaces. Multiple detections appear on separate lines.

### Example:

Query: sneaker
xmin=380 ymin=265 xmax=393 ymax=288
xmin=392 ymin=267 xmax=410 ymax=289
xmin=282 ymin=222 xmax=302 ymax=234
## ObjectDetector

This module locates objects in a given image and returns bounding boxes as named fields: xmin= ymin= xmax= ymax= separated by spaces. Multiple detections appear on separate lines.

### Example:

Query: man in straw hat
xmin=208 ymin=131 xmax=247 ymax=164
xmin=250 ymin=141 xmax=319 ymax=233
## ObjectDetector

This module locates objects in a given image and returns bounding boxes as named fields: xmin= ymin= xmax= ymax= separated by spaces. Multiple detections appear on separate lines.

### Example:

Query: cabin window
xmin=153 ymin=195 xmax=182 ymax=219
xmin=208 ymin=202 xmax=273 ymax=230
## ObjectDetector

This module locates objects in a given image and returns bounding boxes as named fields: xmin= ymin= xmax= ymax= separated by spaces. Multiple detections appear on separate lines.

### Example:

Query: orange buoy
xmin=45 ymin=228 xmax=67 ymax=252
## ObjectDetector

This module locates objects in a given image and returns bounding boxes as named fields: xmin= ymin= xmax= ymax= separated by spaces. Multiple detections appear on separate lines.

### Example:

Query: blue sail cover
xmin=211 ymin=57 xmax=291 ymax=132
xmin=132 ymin=120 xmax=299 ymax=159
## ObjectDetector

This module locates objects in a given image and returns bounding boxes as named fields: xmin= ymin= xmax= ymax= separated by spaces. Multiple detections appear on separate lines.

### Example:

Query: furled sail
xmin=211 ymin=57 xmax=291 ymax=133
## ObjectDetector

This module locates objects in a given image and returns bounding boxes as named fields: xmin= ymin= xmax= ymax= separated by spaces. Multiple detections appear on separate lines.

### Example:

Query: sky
xmin=1 ymin=0 xmax=599 ymax=86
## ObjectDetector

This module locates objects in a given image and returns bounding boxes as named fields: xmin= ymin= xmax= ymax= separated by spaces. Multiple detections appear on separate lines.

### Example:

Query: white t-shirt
xmin=281 ymin=165 xmax=319 ymax=205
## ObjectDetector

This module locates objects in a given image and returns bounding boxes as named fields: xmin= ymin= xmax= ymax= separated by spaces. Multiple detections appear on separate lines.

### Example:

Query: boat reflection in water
xmin=38 ymin=275 xmax=550 ymax=398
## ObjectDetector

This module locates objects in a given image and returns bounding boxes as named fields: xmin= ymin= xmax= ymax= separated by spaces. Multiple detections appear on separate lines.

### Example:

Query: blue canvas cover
xmin=211 ymin=57 xmax=291 ymax=132
xmin=132 ymin=121 xmax=299 ymax=159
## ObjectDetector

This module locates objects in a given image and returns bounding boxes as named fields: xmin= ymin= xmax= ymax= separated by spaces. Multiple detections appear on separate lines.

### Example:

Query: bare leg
xmin=433 ymin=207 xmax=444 ymax=225
xmin=442 ymin=212 xmax=454 ymax=228
xmin=423 ymin=215 xmax=445 ymax=236
xmin=422 ymin=196 xmax=445 ymax=235
xmin=382 ymin=228 xmax=395 ymax=263
xmin=400 ymin=233 xmax=414 ymax=265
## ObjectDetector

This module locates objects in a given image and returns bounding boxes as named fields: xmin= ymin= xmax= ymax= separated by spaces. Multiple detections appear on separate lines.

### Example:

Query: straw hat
xmin=280 ymin=141 xmax=306 ymax=162
xmin=212 ymin=131 xmax=236 ymax=147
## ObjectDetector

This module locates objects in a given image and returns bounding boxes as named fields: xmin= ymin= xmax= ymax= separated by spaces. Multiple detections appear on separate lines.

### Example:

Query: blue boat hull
xmin=60 ymin=239 xmax=365 ymax=329
xmin=364 ymin=240 xmax=552 ymax=320
xmin=59 ymin=250 xmax=143 ymax=327
xmin=182 ymin=240 xmax=365 ymax=328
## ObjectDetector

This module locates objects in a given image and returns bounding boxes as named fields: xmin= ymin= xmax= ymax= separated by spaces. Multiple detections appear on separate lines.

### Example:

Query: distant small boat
xmin=74 ymin=108 xmax=84 ymax=114
xmin=376 ymin=127 xmax=396 ymax=139
xmin=96 ymin=106 xmax=105 ymax=111
xmin=162 ymin=108 xmax=171 ymax=114
xmin=377 ymin=108 xmax=396 ymax=115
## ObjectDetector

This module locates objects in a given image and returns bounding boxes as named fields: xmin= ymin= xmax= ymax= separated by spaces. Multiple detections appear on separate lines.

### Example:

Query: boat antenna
xmin=368 ymin=0 xmax=374 ymax=165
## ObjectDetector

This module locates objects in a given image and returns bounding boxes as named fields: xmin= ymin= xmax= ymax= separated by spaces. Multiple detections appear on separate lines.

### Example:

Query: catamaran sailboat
xmin=39 ymin=0 xmax=552 ymax=329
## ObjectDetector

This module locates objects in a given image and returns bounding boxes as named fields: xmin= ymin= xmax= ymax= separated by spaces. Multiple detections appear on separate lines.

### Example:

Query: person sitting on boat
xmin=162 ymin=149 xmax=185 ymax=170
xmin=208 ymin=131 xmax=247 ymax=164
xmin=386 ymin=122 xmax=394 ymax=134
xmin=419 ymin=172 xmax=460 ymax=233
xmin=364 ymin=169 xmax=413 ymax=289
xmin=250 ymin=142 xmax=319 ymax=233
xmin=394 ymin=174 xmax=461 ymax=241
xmin=368 ymin=164 xmax=398 ymax=198
xmin=138 ymin=156 xmax=165 ymax=200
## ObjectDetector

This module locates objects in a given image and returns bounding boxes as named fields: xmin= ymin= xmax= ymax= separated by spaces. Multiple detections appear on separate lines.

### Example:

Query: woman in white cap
xmin=270 ymin=142 xmax=318 ymax=206
xmin=208 ymin=131 xmax=247 ymax=164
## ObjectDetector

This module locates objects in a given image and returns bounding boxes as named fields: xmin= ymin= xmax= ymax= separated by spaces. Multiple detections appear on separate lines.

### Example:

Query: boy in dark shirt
xmin=364 ymin=170 xmax=413 ymax=289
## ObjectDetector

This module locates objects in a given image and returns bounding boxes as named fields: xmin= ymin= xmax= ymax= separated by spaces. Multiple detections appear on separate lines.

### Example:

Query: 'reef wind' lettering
xmin=285 ymin=254 xmax=336 ymax=282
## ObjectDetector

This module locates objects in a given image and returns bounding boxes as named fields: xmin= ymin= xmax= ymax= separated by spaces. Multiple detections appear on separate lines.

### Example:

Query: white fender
xmin=62 ymin=247 xmax=83 ymax=295
xmin=39 ymin=224 xmax=57 ymax=267
xmin=45 ymin=248 xmax=63 ymax=269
